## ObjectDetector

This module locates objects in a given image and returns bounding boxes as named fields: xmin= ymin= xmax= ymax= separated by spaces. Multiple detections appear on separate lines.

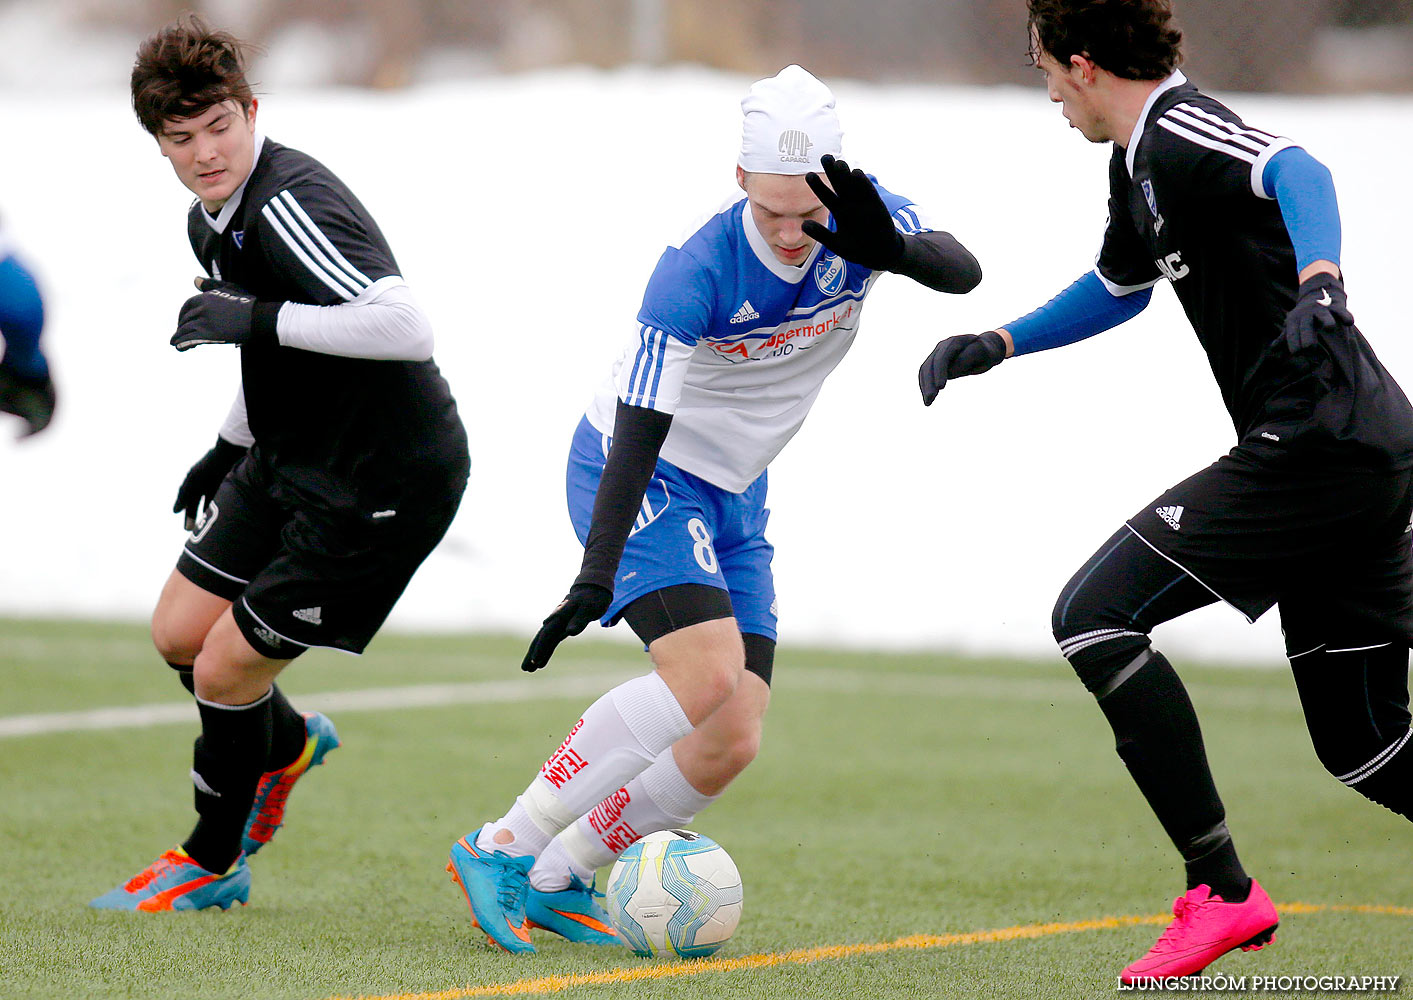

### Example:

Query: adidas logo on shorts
xmin=293 ymin=606 xmax=323 ymax=625
xmin=729 ymin=300 xmax=760 ymax=325
xmin=1156 ymin=505 xmax=1184 ymax=531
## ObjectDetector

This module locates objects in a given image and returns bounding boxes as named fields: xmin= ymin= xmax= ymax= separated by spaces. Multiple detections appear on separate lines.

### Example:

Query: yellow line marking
xmin=327 ymin=901 xmax=1413 ymax=1000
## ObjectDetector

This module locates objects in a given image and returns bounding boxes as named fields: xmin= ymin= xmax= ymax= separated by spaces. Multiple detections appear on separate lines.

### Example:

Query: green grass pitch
xmin=0 ymin=618 xmax=1408 ymax=999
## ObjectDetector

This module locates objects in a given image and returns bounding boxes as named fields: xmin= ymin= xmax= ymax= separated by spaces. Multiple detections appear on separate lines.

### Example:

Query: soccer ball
xmin=605 ymin=829 xmax=743 ymax=958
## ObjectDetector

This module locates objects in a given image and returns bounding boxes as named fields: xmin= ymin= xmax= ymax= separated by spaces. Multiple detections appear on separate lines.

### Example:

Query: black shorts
xmin=177 ymin=454 xmax=466 ymax=657
xmin=1125 ymin=447 xmax=1413 ymax=634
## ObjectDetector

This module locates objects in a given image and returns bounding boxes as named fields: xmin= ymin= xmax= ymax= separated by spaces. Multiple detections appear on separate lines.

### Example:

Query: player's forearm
xmin=892 ymin=232 xmax=982 ymax=293
xmin=575 ymin=400 xmax=673 ymax=592
xmin=1265 ymin=147 xmax=1341 ymax=276
xmin=1002 ymin=271 xmax=1151 ymax=356
xmin=275 ymin=277 xmax=434 ymax=361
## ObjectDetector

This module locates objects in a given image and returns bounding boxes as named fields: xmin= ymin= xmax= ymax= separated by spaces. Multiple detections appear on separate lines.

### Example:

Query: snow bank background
xmin=3 ymin=69 xmax=1410 ymax=664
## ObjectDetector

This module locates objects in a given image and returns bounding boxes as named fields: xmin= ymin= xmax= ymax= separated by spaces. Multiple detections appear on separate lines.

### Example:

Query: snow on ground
xmin=2 ymin=68 xmax=1411 ymax=665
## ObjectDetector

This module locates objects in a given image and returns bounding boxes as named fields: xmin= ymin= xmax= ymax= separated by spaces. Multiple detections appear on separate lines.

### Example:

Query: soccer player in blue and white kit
xmin=0 ymin=216 xmax=55 ymax=437
xmin=447 ymin=66 xmax=981 ymax=953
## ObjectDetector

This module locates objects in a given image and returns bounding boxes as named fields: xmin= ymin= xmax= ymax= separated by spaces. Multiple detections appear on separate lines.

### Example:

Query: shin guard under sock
xmin=182 ymin=688 xmax=273 ymax=872
xmin=1094 ymin=648 xmax=1250 ymax=900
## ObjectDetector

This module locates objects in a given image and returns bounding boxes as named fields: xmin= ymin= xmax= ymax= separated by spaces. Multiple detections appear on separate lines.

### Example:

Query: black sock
xmin=266 ymin=684 xmax=308 ymax=772
xmin=182 ymin=689 xmax=273 ymax=873
xmin=1095 ymin=649 xmax=1250 ymax=900
xmin=167 ymin=661 xmax=196 ymax=696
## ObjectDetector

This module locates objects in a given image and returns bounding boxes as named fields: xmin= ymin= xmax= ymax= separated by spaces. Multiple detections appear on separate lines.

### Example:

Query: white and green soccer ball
xmin=605 ymin=829 xmax=744 ymax=958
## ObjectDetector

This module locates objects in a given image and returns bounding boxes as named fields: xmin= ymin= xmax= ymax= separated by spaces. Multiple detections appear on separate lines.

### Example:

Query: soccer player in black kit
xmin=92 ymin=17 xmax=469 ymax=911
xmin=918 ymin=0 xmax=1413 ymax=982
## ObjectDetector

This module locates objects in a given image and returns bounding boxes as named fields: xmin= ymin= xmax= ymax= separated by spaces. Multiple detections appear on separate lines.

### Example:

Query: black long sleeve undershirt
xmin=574 ymin=399 xmax=674 ymax=593
xmin=893 ymin=231 xmax=982 ymax=293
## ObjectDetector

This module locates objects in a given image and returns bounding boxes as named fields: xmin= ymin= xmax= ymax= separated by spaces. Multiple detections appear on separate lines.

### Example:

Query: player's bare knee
xmin=719 ymin=722 xmax=762 ymax=777
xmin=150 ymin=610 xmax=203 ymax=665
xmin=697 ymin=653 xmax=744 ymax=715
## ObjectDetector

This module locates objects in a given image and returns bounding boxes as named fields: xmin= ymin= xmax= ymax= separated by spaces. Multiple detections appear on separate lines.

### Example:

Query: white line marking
xmin=0 ymin=663 xmax=1304 ymax=740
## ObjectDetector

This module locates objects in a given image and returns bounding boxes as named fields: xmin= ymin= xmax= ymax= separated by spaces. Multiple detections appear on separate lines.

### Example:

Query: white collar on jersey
xmin=740 ymin=197 xmax=822 ymax=283
xmin=200 ymin=131 xmax=266 ymax=234
xmin=1123 ymin=70 xmax=1187 ymax=176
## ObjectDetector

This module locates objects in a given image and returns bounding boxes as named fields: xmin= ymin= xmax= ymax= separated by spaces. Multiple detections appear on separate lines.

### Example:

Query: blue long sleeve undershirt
xmin=0 ymin=253 xmax=46 ymax=377
xmin=1004 ymin=146 xmax=1341 ymax=358
xmin=1265 ymin=145 xmax=1341 ymax=273
xmin=1005 ymin=271 xmax=1151 ymax=356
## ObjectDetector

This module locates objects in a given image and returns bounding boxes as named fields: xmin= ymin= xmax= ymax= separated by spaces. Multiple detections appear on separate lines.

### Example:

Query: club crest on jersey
xmin=814 ymin=251 xmax=846 ymax=296
xmin=1141 ymin=179 xmax=1158 ymax=218
xmin=232 ymin=230 xmax=245 ymax=249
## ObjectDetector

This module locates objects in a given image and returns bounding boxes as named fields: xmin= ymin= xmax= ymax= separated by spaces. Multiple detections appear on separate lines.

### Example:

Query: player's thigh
xmin=235 ymin=495 xmax=460 ymax=659
xmin=1310 ymin=467 xmax=1413 ymax=643
xmin=639 ymin=615 xmax=746 ymax=725
xmin=157 ymin=464 xmax=283 ymax=661
xmin=1128 ymin=454 xmax=1413 ymax=625
xmin=1279 ymin=596 xmax=1412 ymax=766
xmin=1053 ymin=525 xmax=1215 ymax=639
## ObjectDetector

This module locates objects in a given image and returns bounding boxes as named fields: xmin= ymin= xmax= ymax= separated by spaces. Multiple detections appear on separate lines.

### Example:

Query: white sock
xmin=479 ymin=672 xmax=692 ymax=860
xmin=528 ymin=746 xmax=717 ymax=891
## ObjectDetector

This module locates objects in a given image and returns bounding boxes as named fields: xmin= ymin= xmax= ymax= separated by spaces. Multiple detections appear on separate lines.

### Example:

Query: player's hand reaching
xmin=802 ymin=154 xmax=903 ymax=271
xmin=521 ymin=582 xmax=614 ymax=672
xmin=171 ymin=277 xmax=276 ymax=352
xmin=918 ymin=331 xmax=1007 ymax=405
xmin=1282 ymin=273 xmax=1354 ymax=353
xmin=173 ymin=436 xmax=247 ymax=531
xmin=0 ymin=360 xmax=55 ymax=437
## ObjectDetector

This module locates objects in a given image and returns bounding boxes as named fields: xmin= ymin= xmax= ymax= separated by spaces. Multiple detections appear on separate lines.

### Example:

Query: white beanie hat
xmin=738 ymin=65 xmax=843 ymax=175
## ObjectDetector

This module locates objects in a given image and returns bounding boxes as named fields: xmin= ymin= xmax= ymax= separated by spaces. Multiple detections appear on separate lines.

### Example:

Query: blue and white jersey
xmin=586 ymin=179 xmax=932 ymax=492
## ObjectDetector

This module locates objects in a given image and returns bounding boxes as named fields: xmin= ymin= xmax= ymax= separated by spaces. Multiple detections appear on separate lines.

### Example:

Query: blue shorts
xmin=566 ymin=416 xmax=778 ymax=641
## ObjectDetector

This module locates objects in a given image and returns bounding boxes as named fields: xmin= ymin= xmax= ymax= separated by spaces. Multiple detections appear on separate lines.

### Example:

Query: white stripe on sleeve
xmin=1165 ymin=109 xmax=1268 ymax=154
xmin=261 ymin=202 xmax=359 ymax=300
xmin=1156 ymin=117 xmax=1258 ymax=164
xmin=615 ymin=325 xmax=694 ymax=413
xmin=276 ymin=191 xmax=373 ymax=290
xmin=1173 ymin=103 xmax=1278 ymax=144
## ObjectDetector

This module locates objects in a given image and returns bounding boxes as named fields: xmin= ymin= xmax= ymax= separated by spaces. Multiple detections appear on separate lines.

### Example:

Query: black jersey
xmin=1097 ymin=73 xmax=1413 ymax=469
xmin=187 ymin=136 xmax=468 ymax=510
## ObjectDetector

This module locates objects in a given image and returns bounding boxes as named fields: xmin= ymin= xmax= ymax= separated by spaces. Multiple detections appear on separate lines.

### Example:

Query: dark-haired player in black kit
xmin=92 ymin=17 xmax=468 ymax=911
xmin=918 ymin=0 xmax=1413 ymax=982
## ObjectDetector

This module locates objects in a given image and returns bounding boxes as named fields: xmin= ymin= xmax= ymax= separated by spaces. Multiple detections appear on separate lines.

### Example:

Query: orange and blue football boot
xmin=447 ymin=829 xmax=536 ymax=954
xmin=526 ymin=874 xmax=621 ymax=946
xmin=1121 ymin=880 xmax=1279 ymax=982
xmin=89 ymin=847 xmax=250 ymax=912
xmin=242 ymin=711 xmax=340 ymax=857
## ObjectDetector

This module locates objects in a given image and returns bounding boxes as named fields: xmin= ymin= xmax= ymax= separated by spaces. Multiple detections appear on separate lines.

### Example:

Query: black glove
xmin=1282 ymin=273 xmax=1354 ymax=353
xmin=174 ymin=436 xmax=247 ymax=530
xmin=801 ymin=154 xmax=904 ymax=271
xmin=171 ymin=277 xmax=279 ymax=352
xmin=918 ymin=331 xmax=1007 ymax=406
xmin=0 ymin=361 xmax=55 ymax=437
xmin=521 ymin=582 xmax=614 ymax=672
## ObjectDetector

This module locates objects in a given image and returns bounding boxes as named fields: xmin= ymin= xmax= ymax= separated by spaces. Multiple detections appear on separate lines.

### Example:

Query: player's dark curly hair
xmin=131 ymin=15 xmax=255 ymax=135
xmin=1027 ymin=0 xmax=1184 ymax=81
